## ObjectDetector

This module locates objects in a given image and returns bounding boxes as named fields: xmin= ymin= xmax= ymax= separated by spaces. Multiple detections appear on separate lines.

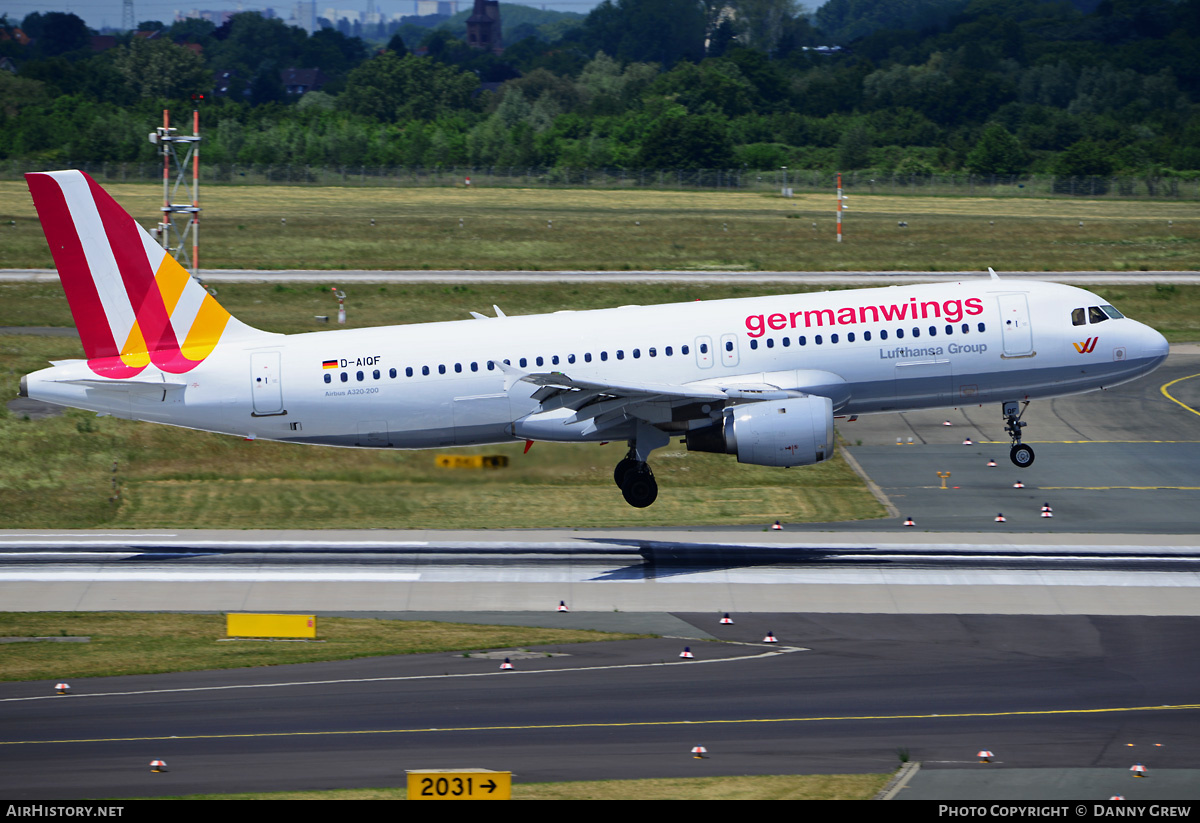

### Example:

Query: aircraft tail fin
xmin=25 ymin=170 xmax=263 ymax=378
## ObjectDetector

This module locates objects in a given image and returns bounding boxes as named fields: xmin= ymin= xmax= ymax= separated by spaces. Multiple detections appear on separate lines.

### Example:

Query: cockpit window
xmin=1088 ymin=306 xmax=1108 ymax=324
xmin=1071 ymin=308 xmax=1086 ymax=326
xmin=1101 ymin=305 xmax=1124 ymax=319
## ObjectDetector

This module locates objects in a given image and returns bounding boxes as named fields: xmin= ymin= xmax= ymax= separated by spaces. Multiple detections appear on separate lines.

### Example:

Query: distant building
xmin=280 ymin=67 xmax=328 ymax=94
xmin=465 ymin=0 xmax=501 ymax=54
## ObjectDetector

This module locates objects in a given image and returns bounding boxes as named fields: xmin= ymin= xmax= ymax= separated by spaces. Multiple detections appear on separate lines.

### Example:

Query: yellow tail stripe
xmin=180 ymin=293 xmax=231 ymax=362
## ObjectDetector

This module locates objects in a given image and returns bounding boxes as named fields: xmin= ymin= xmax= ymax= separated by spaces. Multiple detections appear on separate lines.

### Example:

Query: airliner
xmin=19 ymin=170 xmax=1170 ymax=507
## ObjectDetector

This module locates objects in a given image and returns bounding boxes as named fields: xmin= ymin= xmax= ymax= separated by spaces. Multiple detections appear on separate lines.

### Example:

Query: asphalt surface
xmin=2 ymin=614 xmax=1198 ymax=799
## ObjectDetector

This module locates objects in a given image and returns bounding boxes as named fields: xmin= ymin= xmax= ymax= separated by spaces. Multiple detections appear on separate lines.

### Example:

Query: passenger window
xmin=568 ymin=354 xmax=576 ymax=364
xmin=585 ymin=353 xmax=592 ymax=362
xmin=1072 ymin=308 xmax=1086 ymax=326
xmin=962 ymin=324 xmax=969 ymax=334
xmin=725 ymin=341 xmax=733 ymax=351
xmin=864 ymin=331 xmax=871 ymax=341
xmin=373 ymin=369 xmax=380 ymax=379
xmin=389 ymin=368 xmax=397 ymax=378
xmin=848 ymin=332 xmax=855 ymax=342
xmin=815 ymin=335 xmax=823 ymax=344
xmin=1088 ymin=306 xmax=1108 ymax=324
xmin=341 ymin=372 xmax=348 ymax=382
xmin=438 ymin=365 xmax=446 ymax=375
xmin=454 ymin=363 xmax=462 ymax=373
xmin=324 ymin=374 xmax=331 ymax=384
xmin=649 ymin=348 xmax=657 ymax=357
xmin=470 ymin=362 xmax=478 ymax=372
xmin=977 ymin=322 xmax=986 ymax=332
xmin=665 ymin=346 xmax=672 ymax=356
xmin=700 ymin=343 xmax=708 ymax=354
xmin=912 ymin=328 xmax=919 ymax=338
xmin=616 ymin=350 xmax=624 ymax=360
xmin=831 ymin=333 xmax=839 ymax=344
xmin=945 ymin=325 xmax=953 ymax=335
xmin=601 ymin=352 xmax=608 ymax=361
xmin=536 ymin=356 xmax=544 ymax=366
xmin=799 ymin=336 xmax=806 ymax=346
xmin=897 ymin=329 xmax=905 ymax=339
xmin=750 ymin=339 xmax=759 ymax=350
xmin=633 ymin=349 xmax=640 ymax=358
xmin=552 ymin=355 xmax=559 ymax=365
xmin=880 ymin=330 xmax=888 ymax=340
xmin=422 ymin=366 xmax=430 ymax=376
xmin=682 ymin=345 xmax=690 ymax=355
xmin=519 ymin=358 xmax=527 ymax=368
xmin=928 ymin=326 xmax=936 ymax=336
xmin=357 ymin=371 xmax=364 ymax=381
xmin=767 ymin=338 xmax=774 ymax=348
xmin=406 ymin=367 xmax=413 ymax=377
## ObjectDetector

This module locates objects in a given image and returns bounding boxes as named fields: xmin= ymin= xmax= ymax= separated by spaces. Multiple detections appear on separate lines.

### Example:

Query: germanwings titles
xmin=20 ymin=171 xmax=1169 ymax=507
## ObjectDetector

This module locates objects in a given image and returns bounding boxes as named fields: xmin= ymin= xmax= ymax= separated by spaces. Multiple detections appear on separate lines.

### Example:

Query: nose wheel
xmin=1010 ymin=442 xmax=1035 ymax=468
xmin=1003 ymin=401 xmax=1034 ymax=468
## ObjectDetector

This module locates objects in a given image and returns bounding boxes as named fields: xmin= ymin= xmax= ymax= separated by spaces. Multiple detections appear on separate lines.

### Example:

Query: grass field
xmin=2 ymin=182 xmax=1198 ymax=272
xmin=0 ymin=612 xmax=649 ymax=681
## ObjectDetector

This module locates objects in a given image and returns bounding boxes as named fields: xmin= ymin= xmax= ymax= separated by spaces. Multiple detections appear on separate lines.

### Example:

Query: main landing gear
xmin=613 ymin=422 xmax=670 ymax=508
xmin=615 ymin=453 xmax=657 ymax=508
xmin=1003 ymin=400 xmax=1035 ymax=468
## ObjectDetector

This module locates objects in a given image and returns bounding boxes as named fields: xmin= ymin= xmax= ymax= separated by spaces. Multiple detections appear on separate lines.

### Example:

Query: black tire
xmin=614 ymin=457 xmax=637 ymax=487
xmin=1010 ymin=443 xmax=1035 ymax=468
xmin=621 ymin=467 xmax=658 ymax=508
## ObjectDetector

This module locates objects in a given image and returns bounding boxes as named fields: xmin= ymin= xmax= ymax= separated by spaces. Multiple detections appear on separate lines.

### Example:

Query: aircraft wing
xmin=498 ymin=362 xmax=801 ymax=429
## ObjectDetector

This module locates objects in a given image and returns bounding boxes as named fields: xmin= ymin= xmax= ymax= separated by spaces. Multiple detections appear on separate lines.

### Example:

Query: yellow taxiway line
xmin=4 ymin=704 xmax=1200 ymax=747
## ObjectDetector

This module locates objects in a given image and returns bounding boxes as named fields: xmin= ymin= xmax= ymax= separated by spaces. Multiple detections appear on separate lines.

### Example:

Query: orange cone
xmin=557 ymin=601 xmax=569 ymax=612
xmin=903 ymin=516 xmax=915 ymax=527
xmin=720 ymin=614 xmax=733 ymax=625
xmin=150 ymin=760 xmax=168 ymax=772
xmin=500 ymin=658 xmax=513 ymax=670
xmin=771 ymin=520 xmax=783 ymax=531
xmin=987 ymin=459 xmax=996 ymax=467
xmin=692 ymin=746 xmax=708 ymax=759
xmin=995 ymin=513 xmax=1006 ymax=523
xmin=54 ymin=682 xmax=70 ymax=695
xmin=977 ymin=750 xmax=994 ymax=763
xmin=763 ymin=632 xmax=778 ymax=643
xmin=680 ymin=647 xmax=694 ymax=659
xmin=963 ymin=437 xmax=973 ymax=445
xmin=1013 ymin=480 xmax=1025 ymax=489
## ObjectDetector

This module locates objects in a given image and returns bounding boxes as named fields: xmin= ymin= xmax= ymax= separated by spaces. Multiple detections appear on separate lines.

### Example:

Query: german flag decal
xmin=322 ymin=359 xmax=338 ymax=369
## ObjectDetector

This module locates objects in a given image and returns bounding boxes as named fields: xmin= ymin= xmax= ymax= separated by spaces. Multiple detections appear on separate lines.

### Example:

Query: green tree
xmin=637 ymin=113 xmax=734 ymax=168
xmin=965 ymin=122 xmax=1026 ymax=175
xmin=340 ymin=53 xmax=479 ymax=122
xmin=113 ymin=37 xmax=209 ymax=100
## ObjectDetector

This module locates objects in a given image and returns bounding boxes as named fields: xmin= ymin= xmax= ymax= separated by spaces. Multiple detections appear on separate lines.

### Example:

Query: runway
xmin=2 ymin=303 xmax=1199 ymax=799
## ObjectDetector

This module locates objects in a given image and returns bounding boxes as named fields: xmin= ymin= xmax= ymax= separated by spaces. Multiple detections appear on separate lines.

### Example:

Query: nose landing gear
xmin=1004 ymin=401 xmax=1034 ymax=468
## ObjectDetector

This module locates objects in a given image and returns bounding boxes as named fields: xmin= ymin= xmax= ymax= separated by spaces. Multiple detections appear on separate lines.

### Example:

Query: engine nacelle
xmin=685 ymin=396 xmax=835 ymax=467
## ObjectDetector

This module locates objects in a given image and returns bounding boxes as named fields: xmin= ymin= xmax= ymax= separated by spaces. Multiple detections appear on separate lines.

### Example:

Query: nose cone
xmin=1145 ymin=325 xmax=1169 ymax=364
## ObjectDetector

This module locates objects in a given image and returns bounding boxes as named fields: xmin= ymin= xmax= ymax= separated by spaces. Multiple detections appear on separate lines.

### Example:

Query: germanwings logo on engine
xmin=26 ymin=170 xmax=233 ymax=378
xmin=1073 ymin=337 xmax=1099 ymax=353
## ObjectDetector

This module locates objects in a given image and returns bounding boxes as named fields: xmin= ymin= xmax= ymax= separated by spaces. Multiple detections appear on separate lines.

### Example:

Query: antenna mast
xmin=148 ymin=101 xmax=202 ymax=279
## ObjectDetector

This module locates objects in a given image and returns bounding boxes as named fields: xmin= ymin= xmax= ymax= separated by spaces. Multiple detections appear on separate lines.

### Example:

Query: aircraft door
xmin=695 ymin=336 xmax=714 ymax=369
xmin=997 ymin=294 xmax=1034 ymax=357
xmin=251 ymin=352 xmax=285 ymax=416
xmin=720 ymin=334 xmax=740 ymax=367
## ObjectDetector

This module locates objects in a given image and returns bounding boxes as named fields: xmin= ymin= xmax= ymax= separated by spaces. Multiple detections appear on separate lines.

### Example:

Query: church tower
xmin=466 ymin=0 xmax=503 ymax=55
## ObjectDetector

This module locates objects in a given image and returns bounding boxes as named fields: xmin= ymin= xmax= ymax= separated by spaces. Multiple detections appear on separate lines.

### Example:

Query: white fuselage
xmin=24 ymin=279 xmax=1169 ymax=449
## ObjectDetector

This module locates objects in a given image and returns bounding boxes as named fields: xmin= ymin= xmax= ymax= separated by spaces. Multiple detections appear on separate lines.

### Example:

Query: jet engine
xmin=685 ymin=396 xmax=835 ymax=467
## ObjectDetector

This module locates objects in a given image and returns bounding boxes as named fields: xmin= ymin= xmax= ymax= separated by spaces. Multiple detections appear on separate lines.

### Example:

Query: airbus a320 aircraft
xmin=20 ymin=170 xmax=1170 ymax=507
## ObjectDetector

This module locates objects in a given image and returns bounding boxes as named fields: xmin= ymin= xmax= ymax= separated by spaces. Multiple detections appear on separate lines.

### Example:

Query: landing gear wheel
xmin=1010 ymin=443 xmax=1035 ymax=468
xmin=614 ymin=457 xmax=637 ymax=488
xmin=621 ymin=466 xmax=658 ymax=508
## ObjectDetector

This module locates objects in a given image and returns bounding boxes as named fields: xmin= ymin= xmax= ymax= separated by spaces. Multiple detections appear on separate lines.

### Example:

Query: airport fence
xmin=5 ymin=161 xmax=1199 ymax=200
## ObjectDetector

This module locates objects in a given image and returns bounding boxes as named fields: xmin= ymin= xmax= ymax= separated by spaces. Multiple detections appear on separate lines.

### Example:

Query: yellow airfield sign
xmin=407 ymin=769 xmax=512 ymax=800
